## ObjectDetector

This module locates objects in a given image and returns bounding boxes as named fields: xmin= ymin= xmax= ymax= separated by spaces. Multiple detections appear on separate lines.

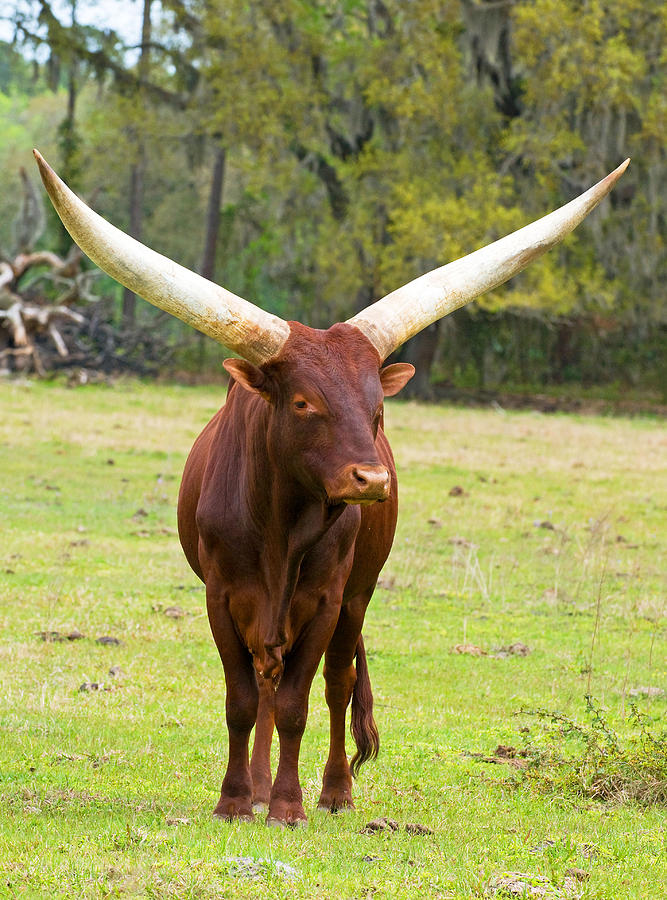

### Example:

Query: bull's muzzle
xmin=327 ymin=463 xmax=391 ymax=505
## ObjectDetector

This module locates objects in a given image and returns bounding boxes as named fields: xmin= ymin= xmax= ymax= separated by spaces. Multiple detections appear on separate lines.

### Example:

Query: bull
xmin=34 ymin=149 xmax=628 ymax=825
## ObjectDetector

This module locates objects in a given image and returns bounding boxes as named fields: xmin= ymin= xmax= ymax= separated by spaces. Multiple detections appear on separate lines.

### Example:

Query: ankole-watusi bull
xmin=34 ymin=149 xmax=628 ymax=825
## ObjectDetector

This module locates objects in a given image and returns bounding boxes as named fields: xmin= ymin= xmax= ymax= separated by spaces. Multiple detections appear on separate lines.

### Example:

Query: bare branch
xmin=0 ymin=263 xmax=13 ymax=290
xmin=0 ymin=303 xmax=28 ymax=346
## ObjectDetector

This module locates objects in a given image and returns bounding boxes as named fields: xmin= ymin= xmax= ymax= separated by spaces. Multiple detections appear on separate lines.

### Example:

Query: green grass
xmin=0 ymin=379 xmax=665 ymax=899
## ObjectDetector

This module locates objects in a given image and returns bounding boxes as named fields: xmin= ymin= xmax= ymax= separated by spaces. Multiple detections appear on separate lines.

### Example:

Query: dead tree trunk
xmin=122 ymin=0 xmax=152 ymax=328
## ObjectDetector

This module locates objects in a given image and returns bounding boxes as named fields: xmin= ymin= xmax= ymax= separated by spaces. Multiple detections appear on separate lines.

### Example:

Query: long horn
xmin=347 ymin=160 xmax=630 ymax=360
xmin=33 ymin=149 xmax=290 ymax=364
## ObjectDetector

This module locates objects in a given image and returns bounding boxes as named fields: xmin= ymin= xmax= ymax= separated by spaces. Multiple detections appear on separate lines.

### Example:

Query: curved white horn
xmin=347 ymin=159 xmax=630 ymax=360
xmin=33 ymin=149 xmax=290 ymax=364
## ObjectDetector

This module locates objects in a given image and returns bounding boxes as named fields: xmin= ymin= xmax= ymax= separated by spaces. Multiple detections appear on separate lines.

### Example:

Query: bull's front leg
xmin=207 ymin=586 xmax=258 ymax=821
xmin=267 ymin=604 xmax=341 ymax=827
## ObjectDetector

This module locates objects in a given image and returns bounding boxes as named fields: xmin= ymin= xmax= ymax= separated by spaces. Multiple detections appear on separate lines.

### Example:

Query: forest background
xmin=0 ymin=0 xmax=664 ymax=400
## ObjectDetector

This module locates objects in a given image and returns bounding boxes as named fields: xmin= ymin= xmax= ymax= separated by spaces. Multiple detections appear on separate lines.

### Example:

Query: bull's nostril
xmin=353 ymin=470 xmax=367 ymax=485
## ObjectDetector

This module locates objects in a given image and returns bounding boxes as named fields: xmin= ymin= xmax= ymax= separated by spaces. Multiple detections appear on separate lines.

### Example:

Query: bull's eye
xmin=294 ymin=399 xmax=308 ymax=410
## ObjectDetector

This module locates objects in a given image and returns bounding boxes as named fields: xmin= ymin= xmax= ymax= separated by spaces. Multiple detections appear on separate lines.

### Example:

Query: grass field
xmin=0 ymin=379 xmax=664 ymax=899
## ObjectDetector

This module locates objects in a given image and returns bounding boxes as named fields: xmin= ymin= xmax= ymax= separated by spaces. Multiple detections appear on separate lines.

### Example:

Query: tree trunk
xmin=56 ymin=2 xmax=80 ymax=255
xmin=200 ymin=145 xmax=226 ymax=281
xmin=551 ymin=320 xmax=575 ymax=384
xmin=197 ymin=143 xmax=226 ymax=369
xmin=122 ymin=159 xmax=145 ymax=327
xmin=397 ymin=322 xmax=441 ymax=400
xmin=122 ymin=0 xmax=152 ymax=328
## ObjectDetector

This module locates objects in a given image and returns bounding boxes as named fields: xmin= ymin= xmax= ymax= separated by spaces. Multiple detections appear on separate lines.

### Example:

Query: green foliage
xmin=0 ymin=0 xmax=664 ymax=391
xmin=508 ymin=0 xmax=666 ymax=322
xmin=0 ymin=89 xmax=65 ymax=253
xmin=518 ymin=697 xmax=667 ymax=806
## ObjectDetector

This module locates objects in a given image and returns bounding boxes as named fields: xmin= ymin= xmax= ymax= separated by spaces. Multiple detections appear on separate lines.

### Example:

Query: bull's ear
xmin=223 ymin=359 xmax=272 ymax=401
xmin=379 ymin=363 xmax=415 ymax=397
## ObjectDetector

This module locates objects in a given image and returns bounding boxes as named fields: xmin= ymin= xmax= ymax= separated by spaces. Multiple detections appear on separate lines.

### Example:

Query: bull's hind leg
xmin=318 ymin=594 xmax=377 ymax=812
xmin=207 ymin=588 xmax=258 ymax=821
xmin=250 ymin=676 xmax=275 ymax=812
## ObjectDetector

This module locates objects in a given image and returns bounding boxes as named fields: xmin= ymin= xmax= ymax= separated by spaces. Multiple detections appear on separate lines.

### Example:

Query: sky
xmin=1 ymin=1 xmax=148 ymax=48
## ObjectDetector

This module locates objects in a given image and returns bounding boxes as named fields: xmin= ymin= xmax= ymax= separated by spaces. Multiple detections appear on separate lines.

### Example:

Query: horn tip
xmin=33 ymin=149 xmax=62 ymax=200
xmin=33 ymin=148 xmax=52 ymax=182
xmin=610 ymin=157 xmax=630 ymax=181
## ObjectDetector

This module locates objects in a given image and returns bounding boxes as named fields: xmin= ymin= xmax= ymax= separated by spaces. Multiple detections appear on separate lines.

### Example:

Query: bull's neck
xmin=241 ymin=391 xmax=346 ymax=597
xmin=242 ymin=408 xmax=345 ymax=678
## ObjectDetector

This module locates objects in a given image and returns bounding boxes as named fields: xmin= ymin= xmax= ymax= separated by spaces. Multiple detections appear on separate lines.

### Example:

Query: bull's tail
xmin=350 ymin=634 xmax=379 ymax=778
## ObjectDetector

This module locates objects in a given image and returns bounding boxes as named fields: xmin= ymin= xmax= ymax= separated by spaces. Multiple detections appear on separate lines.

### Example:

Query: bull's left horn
xmin=347 ymin=159 xmax=630 ymax=361
xmin=33 ymin=150 xmax=290 ymax=365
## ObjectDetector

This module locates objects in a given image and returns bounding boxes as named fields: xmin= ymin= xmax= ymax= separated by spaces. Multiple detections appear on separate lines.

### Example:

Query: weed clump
xmin=516 ymin=696 xmax=667 ymax=806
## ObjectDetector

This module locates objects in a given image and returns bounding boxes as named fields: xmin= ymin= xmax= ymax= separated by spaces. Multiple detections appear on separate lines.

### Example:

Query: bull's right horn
xmin=33 ymin=149 xmax=290 ymax=365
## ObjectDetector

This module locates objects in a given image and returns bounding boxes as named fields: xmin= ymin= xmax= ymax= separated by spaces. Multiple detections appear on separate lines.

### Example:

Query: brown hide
xmin=177 ymin=322 xmax=413 ymax=824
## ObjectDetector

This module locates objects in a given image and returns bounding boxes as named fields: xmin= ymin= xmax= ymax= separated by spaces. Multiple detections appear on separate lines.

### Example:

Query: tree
xmin=122 ymin=0 xmax=152 ymax=327
xmin=2 ymin=0 xmax=663 ymax=391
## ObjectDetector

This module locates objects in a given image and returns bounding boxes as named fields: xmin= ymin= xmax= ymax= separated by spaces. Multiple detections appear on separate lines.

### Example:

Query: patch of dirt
xmin=164 ymin=606 xmax=187 ymax=618
xmin=53 ymin=751 xmax=86 ymax=763
xmin=628 ymin=686 xmax=664 ymax=699
xmin=152 ymin=603 xmax=192 ymax=618
xmin=78 ymin=681 xmax=111 ymax=692
xmin=485 ymin=871 xmax=578 ymax=897
xmin=361 ymin=816 xmax=400 ymax=834
xmin=448 ymin=485 xmax=467 ymax=497
xmin=96 ymin=635 xmax=122 ymax=646
xmin=35 ymin=629 xmax=85 ymax=642
xmin=405 ymin=822 xmax=434 ymax=835
xmin=564 ymin=868 xmax=590 ymax=882
xmin=451 ymin=641 xmax=530 ymax=658
xmin=448 ymin=536 xmax=477 ymax=548
xmin=376 ymin=576 xmax=396 ymax=591
xmin=489 ymin=642 xmax=531 ymax=659
xmin=361 ymin=818 xmax=434 ymax=836
xmin=534 ymin=520 xmax=556 ymax=530
xmin=452 ymin=643 xmax=486 ymax=656
xmin=464 ymin=745 xmax=531 ymax=769
xmin=221 ymin=856 xmax=297 ymax=880
xmin=529 ymin=840 xmax=557 ymax=853
xmin=541 ymin=588 xmax=572 ymax=605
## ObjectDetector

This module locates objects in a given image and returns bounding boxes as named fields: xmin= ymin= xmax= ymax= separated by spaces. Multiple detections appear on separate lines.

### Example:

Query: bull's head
xmin=223 ymin=321 xmax=414 ymax=506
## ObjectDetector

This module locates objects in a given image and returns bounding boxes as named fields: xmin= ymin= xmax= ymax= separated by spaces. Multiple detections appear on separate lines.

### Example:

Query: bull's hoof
xmin=266 ymin=815 xmax=307 ymax=829
xmin=252 ymin=800 xmax=269 ymax=814
xmin=317 ymin=792 xmax=354 ymax=813
xmin=212 ymin=797 xmax=254 ymax=822
xmin=266 ymin=801 xmax=307 ymax=828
